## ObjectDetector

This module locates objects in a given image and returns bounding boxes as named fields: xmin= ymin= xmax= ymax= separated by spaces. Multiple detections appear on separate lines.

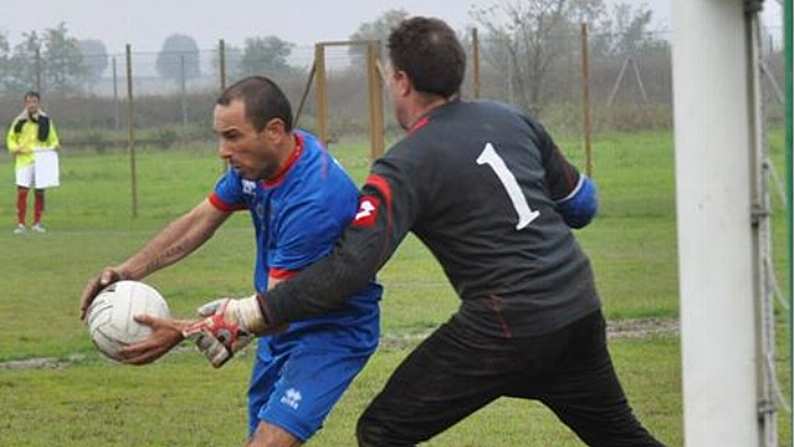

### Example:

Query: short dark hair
xmin=24 ymin=91 xmax=40 ymax=100
xmin=387 ymin=17 xmax=466 ymax=98
xmin=217 ymin=76 xmax=293 ymax=132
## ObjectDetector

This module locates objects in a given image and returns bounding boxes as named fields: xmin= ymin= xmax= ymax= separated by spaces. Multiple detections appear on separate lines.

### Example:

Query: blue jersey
xmin=210 ymin=130 xmax=381 ymax=361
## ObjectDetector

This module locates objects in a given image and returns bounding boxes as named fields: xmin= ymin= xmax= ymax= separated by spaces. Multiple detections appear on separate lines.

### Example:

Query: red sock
xmin=16 ymin=187 xmax=28 ymax=225
xmin=34 ymin=190 xmax=45 ymax=224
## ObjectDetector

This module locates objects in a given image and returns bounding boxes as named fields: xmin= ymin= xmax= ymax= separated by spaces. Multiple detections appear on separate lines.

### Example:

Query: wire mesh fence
xmin=0 ymin=24 xmax=785 ymax=153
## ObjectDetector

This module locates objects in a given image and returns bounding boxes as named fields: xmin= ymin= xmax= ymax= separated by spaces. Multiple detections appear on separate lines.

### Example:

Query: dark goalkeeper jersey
xmin=263 ymin=99 xmax=601 ymax=338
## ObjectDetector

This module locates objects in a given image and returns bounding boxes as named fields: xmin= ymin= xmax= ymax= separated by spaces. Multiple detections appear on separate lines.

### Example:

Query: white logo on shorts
xmin=281 ymin=388 xmax=302 ymax=410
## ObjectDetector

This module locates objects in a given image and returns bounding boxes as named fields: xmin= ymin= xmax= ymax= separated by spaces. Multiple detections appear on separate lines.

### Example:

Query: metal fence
xmin=0 ymin=25 xmax=785 ymax=152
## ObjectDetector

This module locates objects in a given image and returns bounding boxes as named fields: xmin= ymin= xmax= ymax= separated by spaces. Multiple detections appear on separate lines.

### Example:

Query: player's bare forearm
xmin=80 ymin=200 xmax=229 ymax=320
xmin=120 ymin=200 xmax=229 ymax=279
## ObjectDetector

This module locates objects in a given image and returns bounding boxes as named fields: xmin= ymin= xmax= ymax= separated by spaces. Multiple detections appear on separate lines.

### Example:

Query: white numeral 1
xmin=476 ymin=143 xmax=540 ymax=230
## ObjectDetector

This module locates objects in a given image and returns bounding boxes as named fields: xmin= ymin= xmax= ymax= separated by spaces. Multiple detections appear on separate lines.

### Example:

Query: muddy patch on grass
xmin=380 ymin=318 xmax=678 ymax=351
xmin=1 ymin=319 xmax=679 ymax=369
xmin=607 ymin=318 xmax=679 ymax=339
xmin=0 ymin=354 xmax=86 ymax=370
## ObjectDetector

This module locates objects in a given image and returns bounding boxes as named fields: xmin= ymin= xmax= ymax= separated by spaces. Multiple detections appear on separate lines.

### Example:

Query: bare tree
xmin=348 ymin=9 xmax=409 ymax=63
xmin=471 ymin=0 xmax=607 ymax=115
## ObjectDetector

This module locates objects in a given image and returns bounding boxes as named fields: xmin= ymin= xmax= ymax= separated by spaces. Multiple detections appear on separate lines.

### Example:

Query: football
xmin=85 ymin=280 xmax=171 ymax=361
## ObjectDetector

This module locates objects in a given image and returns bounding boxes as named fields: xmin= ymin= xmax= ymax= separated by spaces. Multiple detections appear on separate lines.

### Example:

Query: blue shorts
xmin=247 ymin=326 xmax=377 ymax=441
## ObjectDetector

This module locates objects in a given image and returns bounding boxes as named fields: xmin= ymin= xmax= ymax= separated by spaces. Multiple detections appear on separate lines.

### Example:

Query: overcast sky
xmin=0 ymin=0 xmax=782 ymax=54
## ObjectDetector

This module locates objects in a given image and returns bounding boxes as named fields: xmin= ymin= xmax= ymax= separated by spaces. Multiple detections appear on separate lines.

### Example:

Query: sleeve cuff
xmin=208 ymin=193 xmax=246 ymax=212
xmin=556 ymin=174 xmax=585 ymax=204
xmin=255 ymin=293 xmax=281 ymax=327
xmin=269 ymin=267 xmax=298 ymax=280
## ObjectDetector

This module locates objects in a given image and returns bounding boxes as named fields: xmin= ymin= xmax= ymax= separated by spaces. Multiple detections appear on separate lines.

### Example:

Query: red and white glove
xmin=182 ymin=296 xmax=265 ymax=368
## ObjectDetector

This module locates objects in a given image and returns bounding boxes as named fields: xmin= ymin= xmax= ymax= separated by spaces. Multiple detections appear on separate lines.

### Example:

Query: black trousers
xmin=356 ymin=310 xmax=665 ymax=446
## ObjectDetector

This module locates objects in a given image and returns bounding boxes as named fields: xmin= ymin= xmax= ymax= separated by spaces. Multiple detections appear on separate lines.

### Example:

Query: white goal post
xmin=672 ymin=1 xmax=778 ymax=446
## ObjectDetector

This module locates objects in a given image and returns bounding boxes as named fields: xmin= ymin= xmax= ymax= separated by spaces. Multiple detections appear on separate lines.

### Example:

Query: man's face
xmin=24 ymin=95 xmax=40 ymax=115
xmin=213 ymin=99 xmax=281 ymax=181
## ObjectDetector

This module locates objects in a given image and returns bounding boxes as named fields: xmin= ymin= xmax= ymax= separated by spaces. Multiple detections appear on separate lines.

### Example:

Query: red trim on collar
xmin=409 ymin=116 xmax=430 ymax=134
xmin=263 ymin=133 xmax=304 ymax=188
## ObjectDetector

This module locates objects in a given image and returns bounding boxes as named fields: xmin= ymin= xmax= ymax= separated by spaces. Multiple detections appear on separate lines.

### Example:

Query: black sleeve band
xmin=263 ymin=180 xmax=396 ymax=323
xmin=263 ymin=165 xmax=417 ymax=324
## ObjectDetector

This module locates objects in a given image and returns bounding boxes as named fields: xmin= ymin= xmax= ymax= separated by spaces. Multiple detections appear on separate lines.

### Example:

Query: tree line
xmin=0 ymin=2 xmax=665 ymax=100
xmin=0 ymin=23 xmax=299 ymax=95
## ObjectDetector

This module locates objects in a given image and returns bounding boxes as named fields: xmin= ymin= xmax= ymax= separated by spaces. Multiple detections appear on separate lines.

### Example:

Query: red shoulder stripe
xmin=364 ymin=174 xmax=393 ymax=211
xmin=363 ymin=174 xmax=394 ymax=263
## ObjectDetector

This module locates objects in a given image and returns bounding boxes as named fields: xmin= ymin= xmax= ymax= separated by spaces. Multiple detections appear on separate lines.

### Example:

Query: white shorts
xmin=15 ymin=164 xmax=35 ymax=188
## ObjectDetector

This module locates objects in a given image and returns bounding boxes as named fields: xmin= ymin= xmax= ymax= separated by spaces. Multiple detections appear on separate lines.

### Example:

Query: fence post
xmin=219 ymin=39 xmax=227 ymax=172
xmin=314 ymin=44 xmax=328 ymax=146
xmin=126 ymin=44 xmax=138 ymax=218
xmin=472 ymin=28 xmax=480 ymax=99
xmin=366 ymin=42 xmax=385 ymax=160
xmin=219 ymin=39 xmax=227 ymax=91
xmin=580 ymin=23 xmax=593 ymax=178
xmin=180 ymin=54 xmax=188 ymax=126
xmin=112 ymin=56 xmax=120 ymax=130
xmin=35 ymin=46 xmax=42 ymax=93
xmin=294 ymin=62 xmax=316 ymax=128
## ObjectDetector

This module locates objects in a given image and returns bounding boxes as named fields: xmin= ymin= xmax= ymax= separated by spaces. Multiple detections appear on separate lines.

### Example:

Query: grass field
xmin=0 ymin=130 xmax=790 ymax=446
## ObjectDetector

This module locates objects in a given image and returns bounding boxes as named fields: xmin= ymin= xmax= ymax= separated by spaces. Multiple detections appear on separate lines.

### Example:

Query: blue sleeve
xmin=210 ymin=169 xmax=247 ymax=211
xmin=269 ymin=199 xmax=350 ymax=271
xmin=556 ymin=175 xmax=598 ymax=229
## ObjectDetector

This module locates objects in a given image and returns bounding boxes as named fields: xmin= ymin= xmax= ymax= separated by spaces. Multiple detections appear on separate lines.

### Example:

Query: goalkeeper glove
xmin=182 ymin=296 xmax=264 ymax=368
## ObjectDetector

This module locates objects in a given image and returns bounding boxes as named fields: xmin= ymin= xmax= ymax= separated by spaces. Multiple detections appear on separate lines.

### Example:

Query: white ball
xmin=85 ymin=280 xmax=171 ymax=362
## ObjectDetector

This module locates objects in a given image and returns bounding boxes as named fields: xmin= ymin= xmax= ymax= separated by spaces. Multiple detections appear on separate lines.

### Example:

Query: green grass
xmin=0 ymin=337 xmax=682 ymax=446
xmin=0 ymin=130 xmax=790 ymax=446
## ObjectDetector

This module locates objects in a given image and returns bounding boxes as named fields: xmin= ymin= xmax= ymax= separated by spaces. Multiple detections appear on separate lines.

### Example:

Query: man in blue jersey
xmin=79 ymin=76 xmax=381 ymax=446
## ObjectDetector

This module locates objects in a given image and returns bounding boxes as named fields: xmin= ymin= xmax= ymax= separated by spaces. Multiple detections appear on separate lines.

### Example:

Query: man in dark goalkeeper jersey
xmin=140 ymin=16 xmax=665 ymax=447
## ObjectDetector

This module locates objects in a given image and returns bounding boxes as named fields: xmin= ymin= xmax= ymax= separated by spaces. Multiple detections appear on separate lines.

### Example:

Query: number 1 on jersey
xmin=477 ymin=143 xmax=540 ymax=230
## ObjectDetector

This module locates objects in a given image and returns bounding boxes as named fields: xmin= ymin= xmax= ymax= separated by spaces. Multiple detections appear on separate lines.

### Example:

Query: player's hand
xmin=117 ymin=315 xmax=193 ymax=365
xmin=80 ymin=266 xmax=128 ymax=321
xmin=185 ymin=296 xmax=287 ymax=368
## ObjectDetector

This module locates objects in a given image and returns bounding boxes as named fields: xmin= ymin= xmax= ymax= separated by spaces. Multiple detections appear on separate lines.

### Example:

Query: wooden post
xmin=294 ymin=62 xmax=316 ymax=128
xmin=112 ymin=56 xmax=119 ymax=130
xmin=580 ymin=23 xmax=593 ymax=178
xmin=219 ymin=39 xmax=227 ymax=91
xmin=126 ymin=44 xmax=138 ymax=218
xmin=366 ymin=42 xmax=385 ymax=160
xmin=34 ymin=47 xmax=42 ymax=93
xmin=314 ymin=44 xmax=328 ymax=146
xmin=219 ymin=39 xmax=228 ymax=172
xmin=630 ymin=59 xmax=649 ymax=103
xmin=472 ymin=28 xmax=480 ymax=99
xmin=180 ymin=54 xmax=187 ymax=125
xmin=606 ymin=57 xmax=630 ymax=107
